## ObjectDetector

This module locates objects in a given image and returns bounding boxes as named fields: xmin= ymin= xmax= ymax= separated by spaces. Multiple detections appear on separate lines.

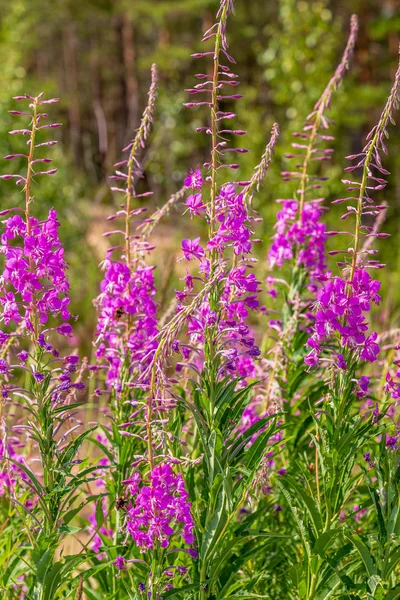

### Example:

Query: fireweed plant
xmin=0 ymin=2 xmax=400 ymax=599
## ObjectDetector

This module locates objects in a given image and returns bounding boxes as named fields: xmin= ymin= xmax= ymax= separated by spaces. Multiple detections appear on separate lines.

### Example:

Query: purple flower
xmin=184 ymin=167 xmax=202 ymax=189
xmin=306 ymin=269 xmax=381 ymax=366
xmin=268 ymin=200 xmax=327 ymax=281
xmin=177 ymin=566 xmax=187 ymax=575
xmin=386 ymin=434 xmax=398 ymax=450
xmin=125 ymin=464 xmax=195 ymax=552
xmin=363 ymin=452 xmax=372 ymax=465
xmin=181 ymin=238 xmax=205 ymax=261
xmin=95 ymin=261 xmax=158 ymax=387
xmin=304 ymin=351 xmax=319 ymax=367
xmin=384 ymin=372 xmax=400 ymax=399
xmin=17 ymin=350 xmax=29 ymax=363
xmin=356 ymin=376 xmax=370 ymax=398
xmin=360 ymin=333 xmax=380 ymax=363
xmin=177 ymin=182 xmax=262 ymax=376
xmin=57 ymin=323 xmax=73 ymax=336
xmin=185 ymin=193 xmax=206 ymax=217
xmin=113 ymin=556 xmax=126 ymax=571
xmin=337 ymin=354 xmax=347 ymax=370
xmin=122 ymin=472 xmax=141 ymax=496
xmin=0 ymin=359 xmax=10 ymax=375
xmin=0 ymin=210 xmax=72 ymax=331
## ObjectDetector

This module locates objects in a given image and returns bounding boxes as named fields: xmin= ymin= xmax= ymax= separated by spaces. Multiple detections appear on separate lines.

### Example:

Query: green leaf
xmin=162 ymin=583 xmax=200 ymax=599
xmin=245 ymin=418 xmax=281 ymax=471
xmin=385 ymin=586 xmax=400 ymax=600
xmin=346 ymin=535 xmax=377 ymax=577
xmin=314 ymin=528 xmax=342 ymax=556
xmin=279 ymin=483 xmax=311 ymax=560
xmin=88 ymin=436 xmax=114 ymax=463
xmin=200 ymin=476 xmax=226 ymax=561
xmin=57 ymin=525 xmax=81 ymax=535
xmin=382 ymin=545 xmax=400 ymax=580
xmin=280 ymin=476 xmax=322 ymax=534
xmin=63 ymin=495 xmax=100 ymax=525
xmin=42 ymin=561 xmax=65 ymax=600
xmin=95 ymin=497 xmax=105 ymax=530
xmin=57 ymin=427 xmax=97 ymax=469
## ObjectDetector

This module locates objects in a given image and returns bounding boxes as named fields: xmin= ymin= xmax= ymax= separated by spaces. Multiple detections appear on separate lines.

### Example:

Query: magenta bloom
xmin=125 ymin=464 xmax=195 ymax=552
xmin=384 ymin=372 xmax=400 ymax=399
xmin=177 ymin=183 xmax=262 ymax=377
xmin=306 ymin=268 xmax=381 ymax=366
xmin=181 ymin=238 xmax=205 ymax=261
xmin=356 ymin=376 xmax=370 ymax=398
xmin=0 ymin=439 xmax=29 ymax=496
xmin=0 ymin=210 xmax=71 ymax=331
xmin=184 ymin=167 xmax=202 ymax=189
xmin=113 ymin=556 xmax=127 ymax=571
xmin=185 ymin=193 xmax=206 ymax=217
xmin=268 ymin=199 xmax=327 ymax=282
xmin=360 ymin=332 xmax=380 ymax=363
xmin=95 ymin=260 xmax=158 ymax=387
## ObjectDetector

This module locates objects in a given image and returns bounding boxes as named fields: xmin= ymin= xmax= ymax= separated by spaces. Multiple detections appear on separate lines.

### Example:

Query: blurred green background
xmin=0 ymin=0 xmax=399 ymax=352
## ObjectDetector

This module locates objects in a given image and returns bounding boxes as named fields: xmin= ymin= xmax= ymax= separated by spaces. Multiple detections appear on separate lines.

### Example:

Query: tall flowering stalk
xmin=305 ymin=52 xmax=400 ymax=369
xmin=274 ymin=52 xmax=400 ymax=600
xmin=92 ymin=65 xmax=200 ymax=598
xmin=269 ymin=15 xmax=358 ymax=283
xmin=0 ymin=94 xmax=88 ymax=599
xmin=168 ymin=1 xmax=283 ymax=597
xmin=249 ymin=18 xmax=359 ymax=461
xmin=95 ymin=64 xmax=159 ymax=389
xmin=182 ymin=1 xmax=279 ymax=383
xmin=102 ymin=2 xmax=282 ymax=597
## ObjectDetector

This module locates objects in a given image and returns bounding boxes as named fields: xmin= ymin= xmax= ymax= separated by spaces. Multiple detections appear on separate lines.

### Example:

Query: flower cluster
xmin=178 ymin=176 xmax=262 ymax=376
xmin=0 ymin=437 xmax=29 ymax=496
xmin=124 ymin=464 xmax=195 ymax=552
xmin=94 ymin=66 xmax=160 ymax=389
xmin=268 ymin=199 xmax=327 ymax=282
xmin=305 ymin=268 xmax=381 ymax=367
xmin=268 ymin=16 xmax=358 ymax=286
xmin=208 ymin=184 xmax=253 ymax=257
xmin=95 ymin=257 xmax=158 ymax=387
xmin=0 ymin=210 xmax=71 ymax=333
xmin=173 ymin=0 xmax=281 ymax=384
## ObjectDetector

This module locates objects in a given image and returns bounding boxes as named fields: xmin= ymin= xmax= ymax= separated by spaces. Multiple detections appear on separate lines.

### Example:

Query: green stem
xmin=307 ymin=570 xmax=318 ymax=600
xmin=349 ymin=121 xmax=385 ymax=285
xmin=25 ymin=99 xmax=39 ymax=341
xmin=208 ymin=3 xmax=227 ymax=254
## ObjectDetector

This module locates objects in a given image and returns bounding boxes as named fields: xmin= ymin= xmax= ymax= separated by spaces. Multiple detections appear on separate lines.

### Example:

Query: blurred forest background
xmin=0 ymin=0 xmax=399 ymax=354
